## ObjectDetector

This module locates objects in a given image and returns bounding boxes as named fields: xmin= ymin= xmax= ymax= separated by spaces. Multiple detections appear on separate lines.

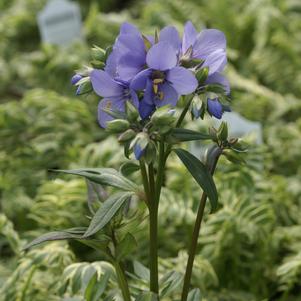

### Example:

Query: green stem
xmin=181 ymin=149 xmax=221 ymax=301
xmin=111 ymin=230 xmax=131 ymax=301
xmin=114 ymin=261 xmax=131 ymax=301
xmin=149 ymin=201 xmax=159 ymax=294
xmin=176 ymin=95 xmax=194 ymax=127
xmin=139 ymin=159 xmax=150 ymax=207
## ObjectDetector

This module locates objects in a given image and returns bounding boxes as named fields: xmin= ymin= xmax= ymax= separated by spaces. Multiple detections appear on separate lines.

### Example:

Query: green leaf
xmin=116 ymin=233 xmax=137 ymax=261
xmin=170 ymin=128 xmax=211 ymax=142
xmin=160 ymin=271 xmax=183 ymax=297
xmin=23 ymin=228 xmax=86 ymax=250
xmin=174 ymin=148 xmax=218 ymax=212
xmin=133 ymin=261 xmax=150 ymax=282
xmin=120 ymin=161 xmax=140 ymax=176
xmin=51 ymin=168 xmax=138 ymax=192
xmin=187 ymin=288 xmax=202 ymax=301
xmin=84 ymin=192 xmax=133 ymax=237
xmin=135 ymin=292 xmax=158 ymax=301
xmin=85 ymin=272 xmax=110 ymax=301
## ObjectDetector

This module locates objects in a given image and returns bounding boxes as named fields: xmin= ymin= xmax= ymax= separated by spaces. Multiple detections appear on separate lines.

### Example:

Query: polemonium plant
xmin=25 ymin=22 xmax=246 ymax=300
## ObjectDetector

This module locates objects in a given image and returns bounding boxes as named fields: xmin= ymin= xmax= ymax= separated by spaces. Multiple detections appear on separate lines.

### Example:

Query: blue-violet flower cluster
xmin=72 ymin=21 xmax=230 ymax=127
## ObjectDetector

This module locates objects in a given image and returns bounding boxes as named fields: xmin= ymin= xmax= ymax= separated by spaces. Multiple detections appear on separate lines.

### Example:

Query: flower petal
xmin=98 ymin=98 xmax=125 ymax=128
xmin=130 ymin=90 xmax=139 ymax=108
xmin=130 ymin=69 xmax=152 ymax=91
xmin=154 ymin=83 xmax=179 ymax=107
xmin=206 ymin=72 xmax=230 ymax=94
xmin=202 ymin=49 xmax=227 ymax=75
xmin=117 ymin=54 xmax=145 ymax=82
xmin=90 ymin=70 xmax=123 ymax=97
xmin=146 ymin=41 xmax=178 ymax=71
xmin=104 ymin=51 xmax=118 ymax=78
xmin=182 ymin=21 xmax=198 ymax=54
xmin=139 ymin=99 xmax=155 ymax=119
xmin=143 ymin=79 xmax=155 ymax=105
xmin=207 ymin=98 xmax=223 ymax=119
xmin=166 ymin=66 xmax=198 ymax=95
xmin=192 ymin=29 xmax=226 ymax=59
xmin=120 ymin=22 xmax=140 ymax=35
xmin=116 ymin=33 xmax=146 ymax=60
xmin=159 ymin=26 xmax=181 ymax=51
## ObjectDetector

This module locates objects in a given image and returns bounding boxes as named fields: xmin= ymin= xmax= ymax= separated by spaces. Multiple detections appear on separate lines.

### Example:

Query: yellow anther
xmin=158 ymin=91 xmax=164 ymax=100
xmin=153 ymin=84 xmax=158 ymax=94
xmin=105 ymin=100 xmax=112 ymax=109
xmin=153 ymin=78 xmax=164 ymax=84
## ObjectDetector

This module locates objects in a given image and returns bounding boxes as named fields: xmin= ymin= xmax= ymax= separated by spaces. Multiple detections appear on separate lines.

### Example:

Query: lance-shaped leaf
xmin=23 ymin=227 xmax=86 ymax=250
xmin=170 ymin=128 xmax=211 ymax=142
xmin=84 ymin=192 xmax=133 ymax=237
xmin=51 ymin=168 xmax=138 ymax=192
xmin=174 ymin=148 xmax=218 ymax=212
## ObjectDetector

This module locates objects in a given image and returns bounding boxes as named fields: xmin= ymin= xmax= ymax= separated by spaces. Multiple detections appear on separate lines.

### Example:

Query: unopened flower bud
xmin=130 ymin=132 xmax=149 ymax=160
xmin=91 ymin=46 xmax=106 ymax=61
xmin=196 ymin=67 xmax=209 ymax=83
xmin=106 ymin=119 xmax=130 ymax=133
xmin=118 ymin=129 xmax=136 ymax=142
xmin=217 ymin=121 xmax=228 ymax=142
xmin=151 ymin=106 xmax=176 ymax=126
xmin=76 ymin=80 xmax=92 ymax=95
xmin=126 ymin=101 xmax=139 ymax=122
xmin=71 ymin=74 xmax=82 ymax=85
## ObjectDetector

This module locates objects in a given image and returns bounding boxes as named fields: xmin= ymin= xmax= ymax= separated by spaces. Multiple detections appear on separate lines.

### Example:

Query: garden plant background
xmin=1 ymin=0 xmax=301 ymax=300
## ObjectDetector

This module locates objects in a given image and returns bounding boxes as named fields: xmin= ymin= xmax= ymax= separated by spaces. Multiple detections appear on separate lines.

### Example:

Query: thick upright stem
xmin=114 ymin=261 xmax=131 ymax=301
xmin=149 ymin=202 xmax=159 ymax=293
xmin=181 ymin=149 xmax=221 ymax=301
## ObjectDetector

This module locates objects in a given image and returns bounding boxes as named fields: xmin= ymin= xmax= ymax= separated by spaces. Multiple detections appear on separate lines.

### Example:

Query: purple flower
xmin=181 ymin=21 xmax=227 ymax=75
xmin=205 ymin=72 xmax=230 ymax=119
xmin=106 ymin=22 xmax=147 ymax=82
xmin=90 ymin=69 xmax=138 ymax=128
xmin=71 ymin=74 xmax=82 ymax=85
xmin=130 ymin=41 xmax=198 ymax=119
xmin=133 ymin=144 xmax=144 ymax=160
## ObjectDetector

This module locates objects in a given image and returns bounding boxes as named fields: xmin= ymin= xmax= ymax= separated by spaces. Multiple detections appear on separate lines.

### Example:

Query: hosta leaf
xmin=133 ymin=261 xmax=150 ymax=282
xmin=160 ymin=271 xmax=183 ymax=297
xmin=170 ymin=128 xmax=211 ymax=142
xmin=84 ymin=192 xmax=133 ymax=237
xmin=135 ymin=292 xmax=158 ymax=301
xmin=187 ymin=288 xmax=202 ymax=301
xmin=51 ymin=168 xmax=138 ymax=192
xmin=174 ymin=148 xmax=218 ymax=212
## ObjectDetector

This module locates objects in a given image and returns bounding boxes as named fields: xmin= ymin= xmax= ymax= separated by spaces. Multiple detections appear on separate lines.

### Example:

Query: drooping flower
xmin=130 ymin=41 xmax=198 ymax=119
xmin=181 ymin=21 xmax=227 ymax=76
xmin=90 ymin=69 xmax=138 ymax=128
xmin=205 ymin=72 xmax=230 ymax=119
xmin=71 ymin=74 xmax=82 ymax=85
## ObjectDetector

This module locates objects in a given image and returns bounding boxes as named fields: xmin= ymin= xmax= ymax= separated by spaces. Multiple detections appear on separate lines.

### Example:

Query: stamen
xmin=153 ymin=84 xmax=158 ymax=94
xmin=153 ymin=78 xmax=164 ymax=84
xmin=158 ymin=91 xmax=164 ymax=100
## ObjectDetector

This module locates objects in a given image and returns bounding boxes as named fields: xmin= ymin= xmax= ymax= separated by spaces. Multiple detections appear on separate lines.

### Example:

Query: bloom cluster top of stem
xmin=72 ymin=21 xmax=231 ymax=160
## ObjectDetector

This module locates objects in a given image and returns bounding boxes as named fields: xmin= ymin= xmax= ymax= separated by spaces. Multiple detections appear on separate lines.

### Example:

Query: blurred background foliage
xmin=0 ymin=0 xmax=301 ymax=300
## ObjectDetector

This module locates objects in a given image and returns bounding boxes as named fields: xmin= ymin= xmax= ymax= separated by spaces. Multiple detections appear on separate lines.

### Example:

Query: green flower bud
xmin=144 ymin=141 xmax=157 ymax=164
xmin=217 ymin=121 xmax=228 ymax=142
xmin=106 ymin=119 xmax=130 ymax=133
xmin=118 ymin=129 xmax=136 ymax=142
xmin=90 ymin=60 xmax=105 ymax=69
xmin=151 ymin=106 xmax=176 ymax=127
xmin=196 ymin=67 xmax=209 ymax=83
xmin=91 ymin=46 xmax=106 ymax=61
xmin=126 ymin=101 xmax=139 ymax=122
